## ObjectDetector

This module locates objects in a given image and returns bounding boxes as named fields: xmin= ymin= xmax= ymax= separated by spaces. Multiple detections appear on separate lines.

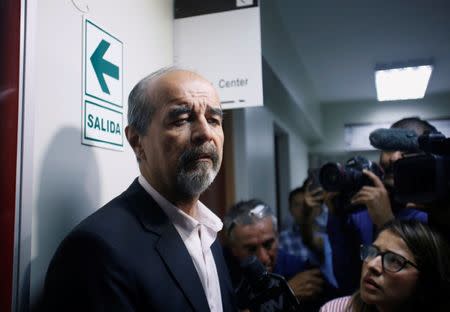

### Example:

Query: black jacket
xmin=44 ymin=178 xmax=236 ymax=311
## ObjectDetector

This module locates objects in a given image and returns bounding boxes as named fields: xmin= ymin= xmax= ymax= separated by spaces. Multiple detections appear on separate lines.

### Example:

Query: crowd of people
xmin=222 ymin=115 xmax=450 ymax=311
xmin=42 ymin=67 xmax=450 ymax=311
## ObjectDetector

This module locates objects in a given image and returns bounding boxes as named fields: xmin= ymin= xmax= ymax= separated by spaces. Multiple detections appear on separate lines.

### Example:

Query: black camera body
xmin=319 ymin=156 xmax=384 ymax=194
xmin=236 ymin=256 xmax=300 ymax=312
xmin=394 ymin=132 xmax=450 ymax=204
xmin=319 ymin=156 xmax=384 ymax=212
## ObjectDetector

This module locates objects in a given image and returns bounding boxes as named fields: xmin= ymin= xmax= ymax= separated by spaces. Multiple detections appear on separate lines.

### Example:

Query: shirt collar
xmin=138 ymin=175 xmax=223 ymax=238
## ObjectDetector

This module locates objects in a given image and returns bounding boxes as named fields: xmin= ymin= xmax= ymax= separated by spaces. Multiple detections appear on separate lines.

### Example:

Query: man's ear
xmin=125 ymin=125 xmax=145 ymax=162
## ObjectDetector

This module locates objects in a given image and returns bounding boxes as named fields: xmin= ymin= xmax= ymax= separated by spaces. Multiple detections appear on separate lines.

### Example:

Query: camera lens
xmin=319 ymin=162 xmax=346 ymax=192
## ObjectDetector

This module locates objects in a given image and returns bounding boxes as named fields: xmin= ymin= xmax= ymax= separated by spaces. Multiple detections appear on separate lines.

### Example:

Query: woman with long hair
xmin=320 ymin=220 xmax=450 ymax=311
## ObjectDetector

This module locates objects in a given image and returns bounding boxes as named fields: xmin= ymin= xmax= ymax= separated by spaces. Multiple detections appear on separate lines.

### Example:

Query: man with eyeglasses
xmin=223 ymin=199 xmax=337 ymax=311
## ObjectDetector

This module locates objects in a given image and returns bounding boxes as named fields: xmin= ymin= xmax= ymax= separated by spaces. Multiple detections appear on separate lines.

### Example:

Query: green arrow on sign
xmin=90 ymin=39 xmax=119 ymax=95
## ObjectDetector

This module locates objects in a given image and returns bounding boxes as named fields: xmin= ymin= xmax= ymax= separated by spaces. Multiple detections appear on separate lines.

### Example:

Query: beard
xmin=175 ymin=143 xmax=221 ymax=197
xmin=381 ymin=161 xmax=394 ymax=186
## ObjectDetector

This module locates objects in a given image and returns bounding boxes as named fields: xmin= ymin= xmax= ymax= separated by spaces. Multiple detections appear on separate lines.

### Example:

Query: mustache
xmin=178 ymin=143 xmax=219 ymax=169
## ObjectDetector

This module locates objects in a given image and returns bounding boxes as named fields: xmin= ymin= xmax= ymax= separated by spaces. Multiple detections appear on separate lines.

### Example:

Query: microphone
xmin=369 ymin=128 xmax=419 ymax=152
xmin=236 ymin=256 xmax=301 ymax=312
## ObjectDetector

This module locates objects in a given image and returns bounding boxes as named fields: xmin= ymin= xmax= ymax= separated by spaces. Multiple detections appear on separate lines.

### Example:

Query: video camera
xmin=394 ymin=132 xmax=450 ymax=203
xmin=319 ymin=156 xmax=384 ymax=213
xmin=236 ymin=256 xmax=301 ymax=312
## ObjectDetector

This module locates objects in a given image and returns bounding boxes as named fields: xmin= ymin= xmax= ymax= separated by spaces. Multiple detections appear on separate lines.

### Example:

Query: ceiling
xmin=271 ymin=0 xmax=450 ymax=103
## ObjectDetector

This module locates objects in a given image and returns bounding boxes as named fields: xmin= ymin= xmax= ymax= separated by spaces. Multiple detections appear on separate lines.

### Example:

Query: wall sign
xmin=82 ymin=18 xmax=124 ymax=150
xmin=174 ymin=0 xmax=262 ymax=109
xmin=84 ymin=100 xmax=123 ymax=147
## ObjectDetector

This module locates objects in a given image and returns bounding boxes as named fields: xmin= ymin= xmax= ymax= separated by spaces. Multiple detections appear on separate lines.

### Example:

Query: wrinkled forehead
xmin=236 ymin=218 xmax=275 ymax=238
xmin=149 ymin=70 xmax=220 ymax=109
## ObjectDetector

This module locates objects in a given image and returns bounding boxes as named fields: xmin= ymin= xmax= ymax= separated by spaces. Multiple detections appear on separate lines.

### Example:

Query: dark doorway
xmin=273 ymin=123 xmax=290 ymax=230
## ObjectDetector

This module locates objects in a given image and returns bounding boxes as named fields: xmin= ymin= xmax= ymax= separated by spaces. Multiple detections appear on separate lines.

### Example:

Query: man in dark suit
xmin=43 ymin=68 xmax=236 ymax=311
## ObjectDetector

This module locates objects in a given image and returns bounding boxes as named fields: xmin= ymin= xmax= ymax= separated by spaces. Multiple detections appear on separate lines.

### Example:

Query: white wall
xmin=260 ymin=0 xmax=323 ymax=143
xmin=19 ymin=0 xmax=173 ymax=309
xmin=231 ymin=61 xmax=310 ymax=229
xmin=232 ymin=107 xmax=276 ymax=207
xmin=254 ymin=0 xmax=323 ymax=227
xmin=264 ymin=64 xmax=309 ymax=229
xmin=263 ymin=62 xmax=309 ymax=189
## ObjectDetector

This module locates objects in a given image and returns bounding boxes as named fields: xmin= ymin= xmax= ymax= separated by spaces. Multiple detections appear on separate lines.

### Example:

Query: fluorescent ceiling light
xmin=375 ymin=64 xmax=433 ymax=101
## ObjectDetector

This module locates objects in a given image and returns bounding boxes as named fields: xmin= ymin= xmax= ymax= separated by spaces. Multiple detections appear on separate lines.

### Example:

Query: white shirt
xmin=138 ymin=175 xmax=224 ymax=312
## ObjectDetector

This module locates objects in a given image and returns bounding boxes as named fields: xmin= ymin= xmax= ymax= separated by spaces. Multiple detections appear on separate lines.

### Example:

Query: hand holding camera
xmin=287 ymin=268 xmax=325 ymax=301
xmin=319 ymin=156 xmax=385 ymax=215
xmin=350 ymin=169 xmax=394 ymax=227
xmin=303 ymin=184 xmax=324 ymax=222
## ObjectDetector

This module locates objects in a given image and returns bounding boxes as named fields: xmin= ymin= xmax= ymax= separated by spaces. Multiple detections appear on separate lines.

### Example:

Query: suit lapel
xmin=156 ymin=227 xmax=210 ymax=312
xmin=125 ymin=179 xmax=210 ymax=312
xmin=212 ymin=240 xmax=236 ymax=312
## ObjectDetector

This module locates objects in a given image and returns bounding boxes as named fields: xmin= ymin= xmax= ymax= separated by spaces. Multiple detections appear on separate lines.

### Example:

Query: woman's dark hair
xmin=350 ymin=220 xmax=450 ymax=312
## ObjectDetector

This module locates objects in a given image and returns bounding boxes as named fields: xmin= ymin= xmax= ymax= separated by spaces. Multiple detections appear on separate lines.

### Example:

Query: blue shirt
xmin=350 ymin=206 xmax=427 ymax=245
xmin=278 ymin=206 xmax=338 ymax=287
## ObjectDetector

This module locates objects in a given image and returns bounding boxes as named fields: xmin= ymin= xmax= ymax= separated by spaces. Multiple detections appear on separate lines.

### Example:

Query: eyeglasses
xmin=360 ymin=245 xmax=418 ymax=273
xmin=226 ymin=205 xmax=271 ymax=237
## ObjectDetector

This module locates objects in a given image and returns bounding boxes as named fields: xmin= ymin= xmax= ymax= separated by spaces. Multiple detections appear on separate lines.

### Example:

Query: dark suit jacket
xmin=43 ymin=179 xmax=236 ymax=311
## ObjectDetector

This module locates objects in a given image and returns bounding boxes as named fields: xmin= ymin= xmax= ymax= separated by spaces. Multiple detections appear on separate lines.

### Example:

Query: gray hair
xmin=127 ymin=66 xmax=180 ymax=135
xmin=224 ymin=199 xmax=278 ymax=243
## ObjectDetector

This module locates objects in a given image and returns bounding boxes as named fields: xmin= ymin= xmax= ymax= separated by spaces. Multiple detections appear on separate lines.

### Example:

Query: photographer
xmin=326 ymin=117 xmax=433 ymax=295
xmin=279 ymin=179 xmax=338 ymax=290
xmin=391 ymin=128 xmax=450 ymax=244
